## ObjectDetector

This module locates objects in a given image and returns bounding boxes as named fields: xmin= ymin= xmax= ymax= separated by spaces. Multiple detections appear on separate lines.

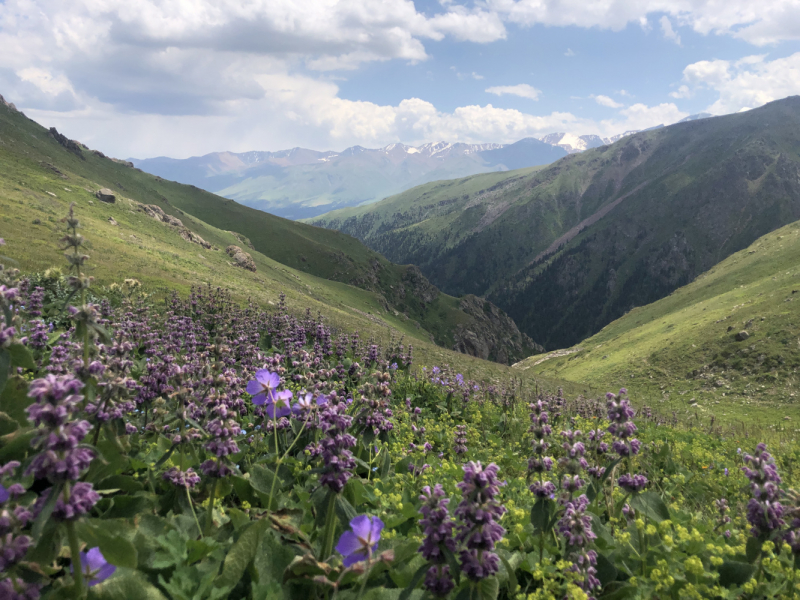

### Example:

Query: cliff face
xmin=452 ymin=295 xmax=544 ymax=365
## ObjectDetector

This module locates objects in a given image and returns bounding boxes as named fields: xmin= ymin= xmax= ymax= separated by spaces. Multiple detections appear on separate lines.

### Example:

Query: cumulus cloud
xmin=591 ymin=94 xmax=623 ymax=108
xmin=677 ymin=52 xmax=800 ymax=114
xmin=485 ymin=84 xmax=542 ymax=100
xmin=660 ymin=16 xmax=681 ymax=45
xmin=486 ymin=0 xmax=800 ymax=46
xmin=603 ymin=102 xmax=688 ymax=132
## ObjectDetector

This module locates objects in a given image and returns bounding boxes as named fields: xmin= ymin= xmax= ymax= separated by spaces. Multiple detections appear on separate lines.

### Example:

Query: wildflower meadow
xmin=3 ymin=206 xmax=800 ymax=599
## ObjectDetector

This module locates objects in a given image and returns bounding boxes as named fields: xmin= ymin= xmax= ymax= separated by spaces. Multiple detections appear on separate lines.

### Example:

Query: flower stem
xmin=187 ymin=486 xmax=202 ymax=538
xmin=65 ymin=518 xmax=85 ymax=598
xmin=320 ymin=492 xmax=338 ymax=561
xmin=205 ymin=479 xmax=217 ymax=537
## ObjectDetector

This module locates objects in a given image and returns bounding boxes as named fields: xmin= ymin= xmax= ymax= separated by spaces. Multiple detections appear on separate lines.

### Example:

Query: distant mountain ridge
xmin=131 ymin=121 xmax=706 ymax=220
xmin=309 ymin=98 xmax=800 ymax=350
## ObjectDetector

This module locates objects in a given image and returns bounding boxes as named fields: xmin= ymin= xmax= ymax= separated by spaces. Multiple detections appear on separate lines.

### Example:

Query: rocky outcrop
xmin=452 ymin=295 xmax=544 ymax=365
xmin=228 ymin=231 xmax=255 ymax=250
xmin=95 ymin=188 xmax=116 ymax=203
xmin=0 ymin=94 xmax=17 ymax=112
xmin=136 ymin=202 xmax=212 ymax=249
xmin=139 ymin=203 xmax=182 ymax=227
xmin=226 ymin=245 xmax=256 ymax=272
xmin=49 ymin=127 xmax=84 ymax=159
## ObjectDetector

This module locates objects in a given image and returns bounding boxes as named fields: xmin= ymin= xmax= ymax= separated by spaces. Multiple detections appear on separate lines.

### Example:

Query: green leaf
xmin=718 ymin=560 xmax=757 ymax=586
xmin=216 ymin=519 xmax=268 ymax=590
xmin=75 ymin=521 xmax=138 ymax=569
xmin=477 ymin=576 xmax=499 ymax=600
xmin=399 ymin=564 xmax=429 ymax=600
xmin=0 ymin=375 xmax=31 ymax=426
xmin=630 ymin=492 xmax=670 ymax=523
xmin=249 ymin=464 xmax=279 ymax=495
xmin=336 ymin=494 xmax=358 ymax=529
xmin=746 ymin=537 xmax=761 ymax=563
xmin=7 ymin=342 xmax=36 ymax=370
xmin=0 ymin=348 xmax=9 ymax=395
xmin=32 ymin=482 xmax=63 ymax=542
xmin=442 ymin=547 xmax=461 ymax=586
xmin=595 ymin=552 xmax=618 ymax=586
xmin=0 ymin=428 xmax=35 ymax=462
xmin=103 ymin=494 xmax=152 ymax=519
xmin=530 ymin=498 xmax=553 ymax=534
xmin=87 ymin=570 xmax=168 ymax=600
xmin=499 ymin=554 xmax=518 ymax=594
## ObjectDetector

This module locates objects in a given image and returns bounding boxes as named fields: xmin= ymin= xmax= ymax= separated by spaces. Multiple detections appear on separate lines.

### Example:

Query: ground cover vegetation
xmin=310 ymin=96 xmax=800 ymax=350
xmin=4 ymin=208 xmax=800 ymax=600
xmin=523 ymin=218 xmax=800 ymax=435
xmin=0 ymin=97 xmax=536 ymax=363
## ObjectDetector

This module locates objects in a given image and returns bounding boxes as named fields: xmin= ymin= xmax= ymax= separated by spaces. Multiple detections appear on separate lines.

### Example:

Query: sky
xmin=2 ymin=1 xmax=800 ymax=159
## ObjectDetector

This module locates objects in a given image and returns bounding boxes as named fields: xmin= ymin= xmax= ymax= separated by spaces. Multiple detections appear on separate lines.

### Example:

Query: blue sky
xmin=2 ymin=0 xmax=800 ymax=158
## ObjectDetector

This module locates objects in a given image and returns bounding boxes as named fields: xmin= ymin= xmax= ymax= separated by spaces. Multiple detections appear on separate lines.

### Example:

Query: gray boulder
xmin=96 ymin=188 xmax=116 ymax=203
xmin=225 ymin=245 xmax=256 ymax=272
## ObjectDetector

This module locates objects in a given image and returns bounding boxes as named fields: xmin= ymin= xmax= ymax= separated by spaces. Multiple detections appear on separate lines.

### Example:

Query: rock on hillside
xmin=226 ymin=245 xmax=256 ymax=272
xmin=453 ymin=295 xmax=544 ymax=364
xmin=137 ymin=202 xmax=212 ymax=249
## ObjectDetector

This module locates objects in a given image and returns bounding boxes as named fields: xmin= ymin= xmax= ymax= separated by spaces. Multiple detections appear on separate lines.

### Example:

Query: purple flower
xmin=293 ymin=392 xmax=327 ymax=414
xmin=742 ymin=443 xmax=785 ymax=537
xmin=0 ymin=484 xmax=8 ymax=504
xmin=0 ymin=577 xmax=41 ymax=600
xmin=618 ymin=473 xmax=648 ymax=494
xmin=454 ymin=462 xmax=506 ymax=581
xmin=246 ymin=369 xmax=280 ymax=405
xmin=424 ymin=564 xmax=455 ymax=597
xmin=454 ymin=425 xmax=467 ymax=455
xmin=418 ymin=484 xmax=456 ymax=564
xmin=163 ymin=467 xmax=201 ymax=489
xmin=530 ymin=480 xmax=556 ymax=498
xmin=558 ymin=495 xmax=596 ymax=548
xmin=74 ymin=547 xmax=116 ymax=586
xmin=336 ymin=515 xmax=383 ymax=566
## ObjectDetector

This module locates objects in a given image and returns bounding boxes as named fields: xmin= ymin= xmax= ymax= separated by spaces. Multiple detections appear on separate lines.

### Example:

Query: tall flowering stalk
xmin=26 ymin=374 xmax=98 ymax=596
xmin=558 ymin=495 xmax=600 ymax=598
xmin=742 ymin=443 xmax=784 ymax=540
xmin=418 ymin=484 xmax=457 ymax=597
xmin=606 ymin=389 xmax=640 ymax=459
xmin=454 ymin=462 xmax=506 ymax=582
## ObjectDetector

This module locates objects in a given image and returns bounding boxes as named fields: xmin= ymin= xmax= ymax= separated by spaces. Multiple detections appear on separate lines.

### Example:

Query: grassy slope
xmin=0 ymin=102 xmax=552 ymax=385
xmin=0 ymin=101 xmax=537 ymax=356
xmin=310 ymin=97 xmax=800 ymax=351
xmin=519 ymin=220 xmax=800 ymax=427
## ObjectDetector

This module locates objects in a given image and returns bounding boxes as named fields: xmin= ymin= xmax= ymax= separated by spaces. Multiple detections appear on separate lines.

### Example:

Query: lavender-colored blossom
xmin=618 ymin=473 xmax=648 ymax=494
xmin=423 ymin=564 xmax=455 ymax=597
xmin=74 ymin=547 xmax=116 ymax=586
xmin=530 ymin=480 xmax=556 ymax=498
xmin=418 ymin=484 xmax=456 ymax=564
xmin=454 ymin=425 xmax=467 ymax=455
xmin=247 ymin=369 xmax=280 ymax=405
xmin=313 ymin=402 xmax=357 ymax=493
xmin=0 ymin=577 xmax=42 ymax=600
xmin=557 ymin=495 xmax=596 ymax=548
xmin=163 ymin=467 xmax=201 ymax=489
xmin=454 ymin=462 xmax=506 ymax=582
xmin=742 ymin=443 xmax=785 ymax=537
xmin=606 ymin=389 xmax=641 ymax=458
xmin=34 ymin=482 xmax=100 ymax=521
xmin=336 ymin=515 xmax=383 ymax=566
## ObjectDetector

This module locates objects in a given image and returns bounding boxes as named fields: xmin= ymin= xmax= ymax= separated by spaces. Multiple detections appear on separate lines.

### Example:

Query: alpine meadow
xmin=5 ymin=2 xmax=800 ymax=599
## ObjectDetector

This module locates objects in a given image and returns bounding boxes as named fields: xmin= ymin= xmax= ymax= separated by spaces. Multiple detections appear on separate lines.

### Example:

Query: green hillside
xmin=518 ymin=219 xmax=800 ymax=427
xmin=0 ymin=99 xmax=538 ymax=365
xmin=311 ymin=97 xmax=800 ymax=350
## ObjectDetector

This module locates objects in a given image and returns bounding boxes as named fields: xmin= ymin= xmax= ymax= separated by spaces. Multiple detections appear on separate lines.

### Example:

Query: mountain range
xmin=131 ymin=122 xmax=711 ymax=220
xmin=308 ymin=99 xmax=800 ymax=350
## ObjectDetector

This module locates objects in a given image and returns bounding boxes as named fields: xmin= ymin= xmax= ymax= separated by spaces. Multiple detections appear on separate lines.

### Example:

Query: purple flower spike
xmin=336 ymin=515 xmax=383 ymax=566
xmin=73 ymin=547 xmax=116 ymax=586
xmin=0 ymin=483 xmax=8 ymax=504
xmin=618 ymin=473 xmax=648 ymax=494
xmin=247 ymin=369 xmax=280 ymax=405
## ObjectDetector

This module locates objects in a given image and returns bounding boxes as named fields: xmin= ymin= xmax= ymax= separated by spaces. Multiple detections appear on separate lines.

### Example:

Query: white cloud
xmin=485 ymin=84 xmax=541 ymax=100
xmin=677 ymin=52 xmax=800 ymax=114
xmin=591 ymin=94 xmax=623 ymax=108
xmin=605 ymin=102 xmax=688 ymax=131
xmin=486 ymin=0 xmax=800 ymax=46
xmin=669 ymin=84 xmax=692 ymax=99
xmin=660 ymin=16 xmax=681 ymax=45
xmin=565 ymin=48 xmax=575 ymax=56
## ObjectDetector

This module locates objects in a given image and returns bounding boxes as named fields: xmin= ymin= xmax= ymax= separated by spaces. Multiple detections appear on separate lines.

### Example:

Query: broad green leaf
xmin=530 ymin=498 xmax=553 ymax=534
xmin=88 ymin=570 xmax=168 ymax=600
xmin=399 ymin=563 xmax=429 ymax=600
xmin=0 ymin=375 xmax=31 ymax=426
xmin=76 ymin=521 xmax=138 ymax=569
xmin=7 ymin=342 xmax=36 ymax=370
xmin=477 ymin=577 xmax=499 ymax=600
xmin=630 ymin=492 xmax=670 ymax=523
xmin=215 ymin=519 xmax=268 ymax=590
xmin=718 ymin=560 xmax=757 ymax=586
xmin=0 ymin=348 xmax=9 ymax=394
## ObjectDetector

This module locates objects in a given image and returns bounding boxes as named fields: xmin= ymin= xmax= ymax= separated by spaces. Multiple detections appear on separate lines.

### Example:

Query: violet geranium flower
xmin=73 ymin=547 xmax=116 ymax=586
xmin=247 ymin=369 xmax=281 ymax=405
xmin=336 ymin=515 xmax=383 ymax=566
